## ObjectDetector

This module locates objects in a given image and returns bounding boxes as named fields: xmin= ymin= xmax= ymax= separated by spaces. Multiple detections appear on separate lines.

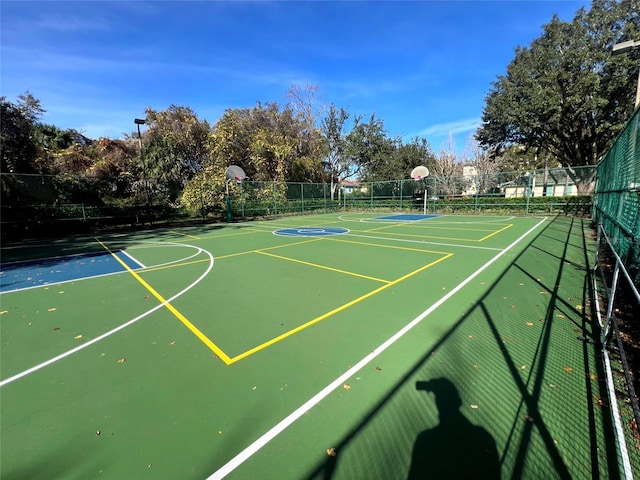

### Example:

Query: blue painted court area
xmin=0 ymin=251 xmax=142 ymax=293
xmin=376 ymin=214 xmax=439 ymax=221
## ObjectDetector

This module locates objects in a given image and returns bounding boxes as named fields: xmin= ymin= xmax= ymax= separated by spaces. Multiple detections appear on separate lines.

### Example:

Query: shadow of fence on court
xmin=304 ymin=216 xmax=624 ymax=480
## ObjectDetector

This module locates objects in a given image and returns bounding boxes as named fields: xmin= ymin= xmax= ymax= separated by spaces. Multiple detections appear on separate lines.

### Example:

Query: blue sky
xmin=1 ymin=1 xmax=588 ymax=155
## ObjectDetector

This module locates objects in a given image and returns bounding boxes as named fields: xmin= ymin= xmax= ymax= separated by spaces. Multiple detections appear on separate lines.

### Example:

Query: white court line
xmin=207 ymin=216 xmax=548 ymax=479
xmin=119 ymin=249 xmax=147 ymax=269
xmin=0 ymin=243 xmax=215 ymax=388
xmin=592 ymin=275 xmax=634 ymax=479
xmin=345 ymin=233 xmax=503 ymax=251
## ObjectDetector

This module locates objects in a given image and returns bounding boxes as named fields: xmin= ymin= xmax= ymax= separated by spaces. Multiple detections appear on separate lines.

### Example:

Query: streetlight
xmin=612 ymin=39 xmax=640 ymax=108
xmin=134 ymin=118 xmax=151 ymax=223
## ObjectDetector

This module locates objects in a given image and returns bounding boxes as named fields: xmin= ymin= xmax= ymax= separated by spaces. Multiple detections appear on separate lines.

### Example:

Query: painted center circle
xmin=273 ymin=227 xmax=349 ymax=237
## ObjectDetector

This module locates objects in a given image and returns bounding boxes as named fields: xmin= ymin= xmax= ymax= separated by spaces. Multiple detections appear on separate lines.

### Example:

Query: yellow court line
xmin=228 ymin=252 xmax=454 ymax=363
xmin=399 ymin=224 xmax=498 ymax=232
xmin=478 ymin=224 xmax=513 ymax=242
xmin=363 ymin=223 xmax=402 ymax=233
xmin=95 ymin=238 xmax=232 ymax=364
xmin=197 ymin=229 xmax=265 ymax=241
xmin=326 ymin=237 xmax=451 ymax=255
xmin=255 ymin=250 xmax=391 ymax=284
xmin=349 ymin=229 xmax=483 ymax=243
xmin=169 ymin=230 xmax=201 ymax=240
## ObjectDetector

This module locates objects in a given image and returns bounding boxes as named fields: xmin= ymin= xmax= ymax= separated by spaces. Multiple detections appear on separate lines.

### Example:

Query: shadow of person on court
xmin=408 ymin=378 xmax=501 ymax=479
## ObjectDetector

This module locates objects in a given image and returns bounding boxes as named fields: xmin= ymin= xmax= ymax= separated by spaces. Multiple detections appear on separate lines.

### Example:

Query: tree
xmin=345 ymin=113 xmax=395 ymax=180
xmin=477 ymin=0 xmax=640 ymax=170
xmin=143 ymin=105 xmax=212 ymax=204
xmin=362 ymin=137 xmax=436 ymax=182
xmin=285 ymin=84 xmax=326 ymax=182
xmin=320 ymin=104 xmax=351 ymax=199
xmin=1 ymin=92 xmax=44 ymax=173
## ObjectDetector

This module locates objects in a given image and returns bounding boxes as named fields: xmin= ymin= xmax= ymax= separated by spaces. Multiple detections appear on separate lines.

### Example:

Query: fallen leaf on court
xmin=376 ymin=367 xmax=382 ymax=371
xmin=526 ymin=322 xmax=534 ymax=326
xmin=553 ymin=439 xmax=559 ymax=445
xmin=525 ymin=415 xmax=534 ymax=422
xmin=470 ymin=404 xmax=478 ymax=409
xmin=54 ymin=327 xmax=60 ymax=331
xmin=575 ymin=305 xmax=583 ymax=310
xmin=96 ymin=430 xmax=101 ymax=436
xmin=520 ymin=365 xmax=526 ymax=370
xmin=519 ymin=283 xmax=524 ymax=286
xmin=468 ymin=335 xmax=473 ymax=339
xmin=170 ymin=341 xmax=176 ymax=346
xmin=563 ymin=367 xmax=574 ymax=373
xmin=539 ymin=291 xmax=548 ymax=295
xmin=28 ymin=322 xmax=32 ymax=326
xmin=0 ymin=310 xmax=8 ymax=315
xmin=252 ymin=386 xmax=257 ymax=390
xmin=117 ymin=358 xmax=126 ymax=364
xmin=343 ymin=384 xmax=351 ymax=390
xmin=511 ymin=305 xmax=517 ymax=309
xmin=556 ymin=314 xmax=566 ymax=318
xmin=327 ymin=448 xmax=337 ymax=457
xmin=473 ymin=364 xmax=480 ymax=369
xmin=59 ymin=291 xmax=64 ymax=294
xmin=74 ymin=334 xmax=83 ymax=340
xmin=590 ymin=374 xmax=597 ymax=381
xmin=218 ymin=430 xmax=222 ymax=434
xmin=143 ymin=295 xmax=150 ymax=299
xmin=48 ymin=308 xmax=57 ymax=312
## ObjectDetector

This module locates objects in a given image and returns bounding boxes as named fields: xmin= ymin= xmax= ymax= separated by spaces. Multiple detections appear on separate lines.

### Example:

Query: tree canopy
xmin=476 ymin=0 xmax=640 ymax=167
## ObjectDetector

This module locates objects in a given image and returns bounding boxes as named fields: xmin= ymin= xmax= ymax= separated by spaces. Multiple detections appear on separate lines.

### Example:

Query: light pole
xmin=134 ymin=118 xmax=151 ymax=224
xmin=612 ymin=39 xmax=640 ymax=108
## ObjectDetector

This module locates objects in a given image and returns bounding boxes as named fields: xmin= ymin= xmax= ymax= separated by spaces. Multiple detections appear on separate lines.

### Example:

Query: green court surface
xmin=0 ymin=213 xmax=636 ymax=479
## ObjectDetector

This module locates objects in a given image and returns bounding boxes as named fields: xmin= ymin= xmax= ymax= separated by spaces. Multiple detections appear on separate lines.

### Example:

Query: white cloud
xmin=419 ymin=117 xmax=481 ymax=137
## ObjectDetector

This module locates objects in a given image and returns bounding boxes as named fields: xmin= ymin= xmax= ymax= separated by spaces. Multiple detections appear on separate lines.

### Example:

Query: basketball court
xmin=0 ymin=212 xmax=631 ymax=479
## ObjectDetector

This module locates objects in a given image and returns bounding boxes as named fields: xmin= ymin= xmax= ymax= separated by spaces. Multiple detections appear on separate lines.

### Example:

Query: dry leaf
xmin=526 ymin=322 xmax=534 ymax=326
xmin=343 ymin=384 xmax=351 ymax=390
xmin=575 ymin=305 xmax=583 ymax=311
xmin=74 ymin=334 xmax=83 ymax=340
xmin=48 ymin=308 xmax=57 ymax=312
xmin=470 ymin=404 xmax=479 ymax=409
xmin=117 ymin=358 xmax=126 ymax=364
xmin=525 ymin=415 xmax=534 ymax=422
xmin=170 ymin=341 xmax=176 ymax=346
xmin=473 ymin=364 xmax=480 ymax=369
xmin=563 ymin=366 xmax=574 ymax=373
xmin=54 ymin=327 xmax=60 ymax=331
xmin=556 ymin=314 xmax=566 ymax=319
xmin=96 ymin=430 xmax=101 ymax=436
xmin=375 ymin=367 xmax=382 ymax=371
xmin=0 ymin=310 xmax=8 ymax=315
xmin=520 ymin=365 xmax=527 ymax=370
xmin=327 ymin=448 xmax=337 ymax=457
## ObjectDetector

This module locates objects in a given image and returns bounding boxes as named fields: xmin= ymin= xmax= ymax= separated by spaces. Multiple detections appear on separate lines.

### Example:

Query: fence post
xmin=273 ymin=181 xmax=277 ymax=216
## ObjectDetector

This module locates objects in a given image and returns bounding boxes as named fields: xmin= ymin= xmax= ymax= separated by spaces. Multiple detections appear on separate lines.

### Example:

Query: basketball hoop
xmin=411 ymin=165 xmax=429 ymax=180
xmin=411 ymin=166 xmax=430 ymax=215
xmin=225 ymin=165 xmax=247 ymax=222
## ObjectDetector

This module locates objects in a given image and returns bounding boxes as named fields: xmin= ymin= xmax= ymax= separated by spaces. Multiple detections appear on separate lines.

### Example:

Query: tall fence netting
xmin=593 ymin=107 xmax=640 ymax=284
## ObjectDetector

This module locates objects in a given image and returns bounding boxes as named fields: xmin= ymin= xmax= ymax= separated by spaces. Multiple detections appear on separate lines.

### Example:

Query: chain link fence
xmin=1 ymin=165 xmax=595 ymax=240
